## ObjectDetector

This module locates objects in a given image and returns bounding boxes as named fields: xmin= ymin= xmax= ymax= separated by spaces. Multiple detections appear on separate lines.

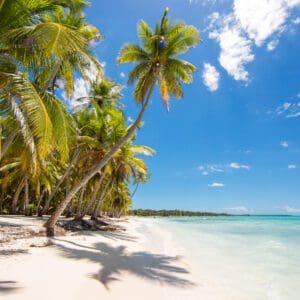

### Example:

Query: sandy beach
xmin=0 ymin=216 xmax=201 ymax=300
xmin=1 ymin=216 xmax=300 ymax=300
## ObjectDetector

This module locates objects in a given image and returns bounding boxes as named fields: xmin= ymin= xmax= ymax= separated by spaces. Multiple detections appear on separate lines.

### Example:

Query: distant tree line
xmin=129 ymin=209 xmax=231 ymax=217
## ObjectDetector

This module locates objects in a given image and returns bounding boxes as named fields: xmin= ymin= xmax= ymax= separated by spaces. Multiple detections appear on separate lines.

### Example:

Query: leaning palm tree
xmin=44 ymin=8 xmax=200 ymax=236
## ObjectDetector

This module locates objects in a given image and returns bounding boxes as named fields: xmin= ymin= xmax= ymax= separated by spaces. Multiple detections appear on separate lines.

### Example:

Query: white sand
xmin=0 ymin=216 xmax=208 ymax=300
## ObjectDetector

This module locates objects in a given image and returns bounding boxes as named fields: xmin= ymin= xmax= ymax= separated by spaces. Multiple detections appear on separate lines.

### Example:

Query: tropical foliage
xmin=0 ymin=2 xmax=200 ymax=236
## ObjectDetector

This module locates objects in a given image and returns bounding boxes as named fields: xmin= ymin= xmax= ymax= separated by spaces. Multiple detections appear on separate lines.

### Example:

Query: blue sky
xmin=81 ymin=0 xmax=300 ymax=214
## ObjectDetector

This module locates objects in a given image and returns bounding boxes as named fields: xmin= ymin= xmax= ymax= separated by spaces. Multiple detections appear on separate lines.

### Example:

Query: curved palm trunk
xmin=80 ymin=168 xmax=107 ymax=219
xmin=37 ymin=188 xmax=46 ymax=217
xmin=131 ymin=182 xmax=140 ymax=199
xmin=23 ymin=173 xmax=29 ymax=215
xmin=0 ymin=132 xmax=17 ymax=161
xmin=0 ymin=189 xmax=3 ymax=215
xmin=92 ymin=177 xmax=113 ymax=220
xmin=42 ymin=62 xmax=60 ymax=94
xmin=74 ymin=186 xmax=86 ymax=221
xmin=44 ymin=82 xmax=155 ymax=236
xmin=41 ymin=149 xmax=80 ymax=215
xmin=11 ymin=176 xmax=25 ymax=214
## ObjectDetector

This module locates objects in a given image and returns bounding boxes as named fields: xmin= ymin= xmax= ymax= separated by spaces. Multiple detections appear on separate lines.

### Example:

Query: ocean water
xmin=153 ymin=216 xmax=300 ymax=300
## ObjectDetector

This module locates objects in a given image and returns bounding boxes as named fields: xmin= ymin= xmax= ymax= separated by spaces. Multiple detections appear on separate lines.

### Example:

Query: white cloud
xmin=127 ymin=116 xmax=134 ymax=123
xmin=229 ymin=162 xmax=251 ymax=170
xmin=120 ymin=72 xmax=126 ymax=78
xmin=202 ymin=63 xmax=220 ymax=91
xmin=85 ymin=64 xmax=101 ymax=82
xmin=233 ymin=0 xmax=287 ymax=47
xmin=280 ymin=141 xmax=289 ymax=148
xmin=65 ymin=64 xmax=102 ymax=109
xmin=73 ymin=78 xmax=90 ymax=100
xmin=209 ymin=16 xmax=254 ymax=81
xmin=283 ymin=206 xmax=300 ymax=213
xmin=267 ymin=39 xmax=279 ymax=51
xmin=225 ymin=206 xmax=253 ymax=213
xmin=293 ymin=17 xmax=300 ymax=24
xmin=286 ymin=0 xmax=300 ymax=7
xmin=288 ymin=164 xmax=297 ymax=169
xmin=268 ymin=100 xmax=300 ymax=118
xmin=208 ymin=182 xmax=224 ymax=187
xmin=207 ymin=0 xmax=300 ymax=81
xmin=198 ymin=162 xmax=251 ymax=175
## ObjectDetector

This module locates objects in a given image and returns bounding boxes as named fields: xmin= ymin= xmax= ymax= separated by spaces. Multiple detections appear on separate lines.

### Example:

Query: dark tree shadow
xmin=0 ymin=249 xmax=28 ymax=256
xmin=0 ymin=221 xmax=22 ymax=227
xmin=55 ymin=240 xmax=195 ymax=290
xmin=0 ymin=281 xmax=22 ymax=294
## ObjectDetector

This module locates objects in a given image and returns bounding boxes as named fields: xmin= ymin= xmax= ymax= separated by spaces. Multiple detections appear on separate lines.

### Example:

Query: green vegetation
xmin=0 ymin=1 xmax=200 ymax=236
xmin=129 ymin=209 xmax=230 ymax=217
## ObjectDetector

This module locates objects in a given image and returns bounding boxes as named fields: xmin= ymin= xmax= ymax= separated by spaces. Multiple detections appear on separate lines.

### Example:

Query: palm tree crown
xmin=118 ymin=7 xmax=200 ymax=111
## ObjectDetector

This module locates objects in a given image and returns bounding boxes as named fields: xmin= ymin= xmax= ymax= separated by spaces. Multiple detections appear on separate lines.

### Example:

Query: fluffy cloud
xmin=120 ymin=72 xmax=126 ymax=78
xmin=280 ymin=141 xmax=289 ymax=148
xmin=288 ymin=164 xmax=297 ymax=169
xmin=208 ymin=182 xmax=224 ymax=187
xmin=233 ymin=0 xmax=288 ymax=47
xmin=284 ymin=206 xmax=300 ymax=213
xmin=198 ymin=162 xmax=251 ymax=175
xmin=207 ymin=0 xmax=300 ymax=81
xmin=202 ymin=63 xmax=220 ymax=91
xmin=209 ymin=15 xmax=254 ymax=81
xmin=225 ymin=206 xmax=253 ymax=213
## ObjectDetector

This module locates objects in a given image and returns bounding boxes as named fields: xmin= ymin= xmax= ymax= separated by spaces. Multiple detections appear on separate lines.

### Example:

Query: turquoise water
xmin=154 ymin=216 xmax=300 ymax=300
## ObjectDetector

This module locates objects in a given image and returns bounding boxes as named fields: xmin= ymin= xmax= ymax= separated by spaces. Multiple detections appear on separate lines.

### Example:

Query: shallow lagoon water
xmin=153 ymin=216 xmax=300 ymax=300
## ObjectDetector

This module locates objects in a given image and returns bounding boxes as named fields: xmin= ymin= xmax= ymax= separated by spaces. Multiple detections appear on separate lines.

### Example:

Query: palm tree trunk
xmin=131 ymin=182 xmax=140 ymax=199
xmin=41 ymin=149 xmax=80 ymax=215
xmin=42 ymin=62 xmax=60 ymax=93
xmin=37 ymin=188 xmax=46 ymax=216
xmin=0 ymin=189 xmax=3 ymax=215
xmin=92 ymin=177 xmax=113 ymax=220
xmin=11 ymin=176 xmax=25 ymax=214
xmin=0 ymin=132 xmax=17 ymax=160
xmin=74 ymin=186 xmax=86 ymax=221
xmin=23 ymin=173 xmax=29 ymax=215
xmin=80 ymin=168 xmax=107 ymax=218
xmin=44 ymin=81 xmax=155 ymax=236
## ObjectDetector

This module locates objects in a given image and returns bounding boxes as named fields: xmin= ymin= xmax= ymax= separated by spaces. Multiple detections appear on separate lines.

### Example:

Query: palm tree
xmin=44 ymin=7 xmax=200 ymax=236
xmin=0 ymin=0 xmax=101 ymax=165
xmin=0 ymin=0 xmax=104 ymax=217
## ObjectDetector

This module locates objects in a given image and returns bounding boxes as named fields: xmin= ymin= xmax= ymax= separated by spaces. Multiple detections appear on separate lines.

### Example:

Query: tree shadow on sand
xmin=0 ymin=281 xmax=22 ymax=294
xmin=0 ymin=249 xmax=28 ymax=256
xmin=55 ymin=240 xmax=195 ymax=290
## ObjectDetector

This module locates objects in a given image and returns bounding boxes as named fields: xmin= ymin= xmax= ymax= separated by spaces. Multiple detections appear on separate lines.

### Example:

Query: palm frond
xmin=43 ymin=94 xmax=76 ymax=162
xmin=117 ymin=44 xmax=149 ymax=64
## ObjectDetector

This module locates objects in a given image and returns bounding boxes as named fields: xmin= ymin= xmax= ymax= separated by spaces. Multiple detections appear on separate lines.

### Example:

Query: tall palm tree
xmin=44 ymin=8 xmax=200 ymax=236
